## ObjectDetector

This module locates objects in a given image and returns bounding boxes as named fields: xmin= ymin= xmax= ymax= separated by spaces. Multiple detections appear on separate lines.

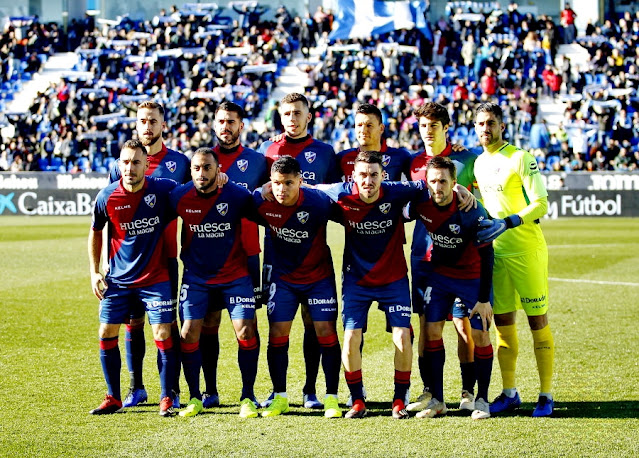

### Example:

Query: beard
xmin=216 ymin=130 xmax=240 ymax=148
xmin=140 ymin=132 xmax=162 ymax=147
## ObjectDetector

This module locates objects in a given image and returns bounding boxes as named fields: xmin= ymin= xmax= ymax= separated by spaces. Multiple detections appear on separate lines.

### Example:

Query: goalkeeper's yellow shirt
xmin=474 ymin=142 xmax=547 ymax=257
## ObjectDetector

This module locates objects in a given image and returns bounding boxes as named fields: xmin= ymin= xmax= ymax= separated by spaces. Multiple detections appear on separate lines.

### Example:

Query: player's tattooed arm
xmin=454 ymin=184 xmax=477 ymax=211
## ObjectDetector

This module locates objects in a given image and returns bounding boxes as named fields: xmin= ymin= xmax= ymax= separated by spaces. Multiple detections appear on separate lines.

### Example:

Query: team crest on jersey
xmin=165 ymin=161 xmax=177 ymax=173
xmin=216 ymin=203 xmax=228 ymax=216
xmin=449 ymin=224 xmax=461 ymax=234
xmin=144 ymin=194 xmax=156 ymax=208
xmin=237 ymin=159 xmax=249 ymax=172
xmin=297 ymin=211 xmax=309 ymax=224
xmin=267 ymin=301 xmax=275 ymax=315
xmin=382 ymin=155 xmax=391 ymax=167
xmin=305 ymin=151 xmax=316 ymax=163
xmin=379 ymin=202 xmax=391 ymax=214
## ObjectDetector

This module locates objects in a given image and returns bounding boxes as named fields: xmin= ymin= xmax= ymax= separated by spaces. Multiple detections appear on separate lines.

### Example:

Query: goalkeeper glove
xmin=477 ymin=215 xmax=522 ymax=243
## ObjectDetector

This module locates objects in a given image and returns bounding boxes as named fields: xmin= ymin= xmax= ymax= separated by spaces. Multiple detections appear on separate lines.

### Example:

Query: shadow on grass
xmin=484 ymin=401 xmax=639 ymax=419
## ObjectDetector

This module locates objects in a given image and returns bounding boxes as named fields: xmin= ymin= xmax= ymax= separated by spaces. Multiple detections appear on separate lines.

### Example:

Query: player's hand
xmin=269 ymin=133 xmax=285 ymax=142
xmin=261 ymin=181 xmax=275 ymax=201
xmin=451 ymin=143 xmax=467 ymax=152
xmin=91 ymin=272 xmax=108 ymax=300
xmin=454 ymin=184 xmax=476 ymax=211
xmin=216 ymin=170 xmax=229 ymax=188
xmin=469 ymin=301 xmax=493 ymax=331
xmin=477 ymin=215 xmax=521 ymax=243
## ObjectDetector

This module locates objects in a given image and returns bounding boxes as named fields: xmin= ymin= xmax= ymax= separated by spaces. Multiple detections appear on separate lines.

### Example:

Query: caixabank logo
xmin=0 ymin=193 xmax=17 ymax=214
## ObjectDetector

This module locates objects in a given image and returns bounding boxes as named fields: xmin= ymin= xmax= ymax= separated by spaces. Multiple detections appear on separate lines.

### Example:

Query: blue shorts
xmin=423 ymin=272 xmax=492 ymax=331
xmin=342 ymin=276 xmax=411 ymax=330
xmin=265 ymin=276 xmax=338 ymax=323
xmin=179 ymin=276 xmax=256 ymax=321
xmin=99 ymin=280 xmax=176 ymax=325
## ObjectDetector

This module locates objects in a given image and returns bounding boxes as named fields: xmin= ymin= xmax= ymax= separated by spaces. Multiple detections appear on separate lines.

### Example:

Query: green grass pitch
xmin=1 ymin=216 xmax=638 ymax=456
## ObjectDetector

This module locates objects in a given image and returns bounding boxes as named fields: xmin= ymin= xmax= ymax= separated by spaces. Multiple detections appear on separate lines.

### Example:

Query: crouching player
xmin=406 ymin=156 xmax=494 ymax=420
xmin=254 ymin=156 xmax=342 ymax=418
xmin=170 ymin=147 xmax=260 ymax=418
xmin=88 ymin=140 xmax=178 ymax=416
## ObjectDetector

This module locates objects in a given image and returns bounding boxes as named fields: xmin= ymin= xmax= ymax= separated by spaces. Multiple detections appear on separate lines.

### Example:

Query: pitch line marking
xmin=547 ymin=243 xmax=637 ymax=249
xmin=549 ymin=277 xmax=639 ymax=287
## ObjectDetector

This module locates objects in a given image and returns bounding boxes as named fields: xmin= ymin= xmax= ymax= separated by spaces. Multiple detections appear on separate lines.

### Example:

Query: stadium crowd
xmin=1 ymin=2 xmax=639 ymax=173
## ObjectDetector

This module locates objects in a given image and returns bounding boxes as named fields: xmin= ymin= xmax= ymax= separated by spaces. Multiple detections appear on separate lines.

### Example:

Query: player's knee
xmin=392 ymin=327 xmax=411 ymax=350
xmin=314 ymin=321 xmax=336 ymax=337
xmin=528 ymin=313 xmax=548 ymax=330
xmin=129 ymin=317 xmax=145 ymax=327
xmin=235 ymin=322 xmax=254 ymax=340
xmin=471 ymin=329 xmax=491 ymax=347
xmin=152 ymin=323 xmax=172 ymax=341
xmin=98 ymin=323 xmax=120 ymax=339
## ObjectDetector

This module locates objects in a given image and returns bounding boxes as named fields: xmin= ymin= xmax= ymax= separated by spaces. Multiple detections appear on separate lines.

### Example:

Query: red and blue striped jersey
xmin=92 ymin=176 xmax=178 ymax=287
xmin=322 ymin=181 xmax=425 ymax=287
xmin=109 ymin=144 xmax=191 ymax=184
xmin=253 ymin=188 xmax=336 ymax=285
xmin=259 ymin=135 xmax=340 ymax=185
xmin=337 ymin=141 xmax=412 ymax=182
xmin=408 ymin=196 xmax=489 ymax=279
xmin=170 ymin=181 xmax=256 ymax=285
xmin=409 ymin=144 xmax=479 ymax=262
xmin=216 ymin=144 xmax=268 ymax=257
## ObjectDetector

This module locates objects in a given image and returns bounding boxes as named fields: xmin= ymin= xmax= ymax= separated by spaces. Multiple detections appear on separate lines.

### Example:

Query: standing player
xmin=320 ymin=151 xmax=425 ymax=420
xmin=170 ymin=147 xmax=260 ymax=418
xmin=88 ymin=140 xmax=178 ymax=416
xmin=253 ymin=156 xmax=342 ymax=419
xmin=407 ymin=156 xmax=494 ymax=420
xmin=473 ymin=102 xmax=554 ymax=417
xmin=258 ymin=92 xmax=340 ymax=409
xmin=337 ymin=103 xmax=412 ymax=182
xmin=407 ymin=102 xmax=481 ymax=414
xmin=198 ymin=101 xmax=268 ymax=408
xmin=109 ymin=101 xmax=190 ymax=409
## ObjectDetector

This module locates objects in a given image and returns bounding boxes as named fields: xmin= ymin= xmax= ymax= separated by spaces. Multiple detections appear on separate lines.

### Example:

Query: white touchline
xmin=549 ymin=277 xmax=639 ymax=287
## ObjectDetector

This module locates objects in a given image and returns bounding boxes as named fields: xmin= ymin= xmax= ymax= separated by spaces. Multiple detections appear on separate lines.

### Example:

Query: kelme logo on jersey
xmin=144 ymin=194 xmax=156 ymax=208
xmin=305 ymin=151 xmax=316 ymax=163
xmin=382 ymin=155 xmax=391 ymax=167
xmin=379 ymin=202 xmax=391 ymax=214
xmin=216 ymin=202 xmax=228 ymax=216
xmin=237 ymin=159 xmax=248 ymax=172
xmin=165 ymin=161 xmax=177 ymax=173
xmin=297 ymin=211 xmax=309 ymax=224
xmin=449 ymin=224 xmax=461 ymax=234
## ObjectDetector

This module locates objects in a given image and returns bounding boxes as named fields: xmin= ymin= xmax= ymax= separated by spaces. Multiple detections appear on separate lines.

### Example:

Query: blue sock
xmin=181 ymin=341 xmax=202 ymax=400
xmin=424 ymin=339 xmax=445 ymax=402
xmin=100 ymin=336 xmax=121 ymax=400
xmin=460 ymin=362 xmax=476 ymax=394
xmin=303 ymin=327 xmax=320 ymax=395
xmin=318 ymin=333 xmax=341 ymax=395
xmin=345 ymin=369 xmax=364 ymax=402
xmin=155 ymin=337 xmax=175 ymax=399
xmin=267 ymin=335 xmax=289 ymax=393
xmin=238 ymin=337 xmax=259 ymax=400
xmin=125 ymin=323 xmax=145 ymax=389
xmin=475 ymin=344 xmax=494 ymax=401
xmin=200 ymin=326 xmax=220 ymax=395
xmin=171 ymin=322 xmax=181 ymax=394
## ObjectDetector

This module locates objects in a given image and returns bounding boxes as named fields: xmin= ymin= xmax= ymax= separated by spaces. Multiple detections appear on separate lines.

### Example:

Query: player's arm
xmin=88 ymin=228 xmax=107 ymax=300
xmin=454 ymin=183 xmax=477 ymax=211
xmin=469 ymin=242 xmax=494 ymax=331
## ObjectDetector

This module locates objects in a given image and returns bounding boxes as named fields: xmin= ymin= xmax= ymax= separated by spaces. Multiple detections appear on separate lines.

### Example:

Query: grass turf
xmin=1 ymin=216 xmax=638 ymax=456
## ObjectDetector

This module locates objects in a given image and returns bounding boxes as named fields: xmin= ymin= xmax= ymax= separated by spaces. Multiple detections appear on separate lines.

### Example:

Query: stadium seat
xmin=38 ymin=158 xmax=49 ymax=170
xmin=104 ymin=156 xmax=116 ymax=171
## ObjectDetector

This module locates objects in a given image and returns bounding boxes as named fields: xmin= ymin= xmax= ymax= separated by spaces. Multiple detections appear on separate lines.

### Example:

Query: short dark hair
xmin=356 ymin=103 xmax=383 ymax=124
xmin=426 ymin=155 xmax=457 ymax=181
xmin=215 ymin=101 xmax=244 ymax=119
xmin=354 ymin=150 xmax=383 ymax=168
xmin=121 ymin=139 xmax=147 ymax=155
xmin=193 ymin=147 xmax=219 ymax=165
xmin=280 ymin=92 xmax=309 ymax=109
xmin=413 ymin=102 xmax=450 ymax=126
xmin=271 ymin=155 xmax=301 ymax=175
xmin=138 ymin=100 xmax=165 ymax=117
xmin=475 ymin=102 xmax=503 ymax=123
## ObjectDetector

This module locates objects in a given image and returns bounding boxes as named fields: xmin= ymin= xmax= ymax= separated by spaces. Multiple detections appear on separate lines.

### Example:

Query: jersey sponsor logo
xmin=115 ymin=204 xmax=131 ymax=210
xmin=144 ymin=194 xmax=156 ymax=208
xmin=237 ymin=159 xmax=249 ymax=172
xmin=429 ymin=231 xmax=463 ymax=247
xmin=216 ymin=202 xmax=228 ymax=216
xmin=379 ymin=202 xmax=391 ymax=214
xmin=347 ymin=219 xmax=393 ymax=233
xmin=119 ymin=215 xmax=161 ymax=234
xmin=521 ymin=294 xmax=546 ymax=309
xmin=382 ymin=154 xmax=391 ymax=167
xmin=305 ymin=151 xmax=316 ymax=163
xmin=449 ymin=224 xmax=461 ymax=234
xmin=188 ymin=221 xmax=232 ymax=237
xmin=307 ymin=297 xmax=337 ymax=305
xmin=269 ymin=224 xmax=309 ymax=243
xmin=185 ymin=208 xmax=201 ymax=213
xmin=297 ymin=210 xmax=309 ymax=224
xmin=266 ymin=212 xmax=282 ymax=218
xmin=229 ymin=296 xmax=255 ymax=307
xmin=165 ymin=161 xmax=177 ymax=173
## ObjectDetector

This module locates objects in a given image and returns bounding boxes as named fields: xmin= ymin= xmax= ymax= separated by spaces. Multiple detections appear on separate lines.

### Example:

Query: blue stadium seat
xmin=104 ymin=156 xmax=116 ymax=171
xmin=38 ymin=158 xmax=49 ymax=170
xmin=77 ymin=157 xmax=91 ymax=172
xmin=50 ymin=156 xmax=63 ymax=168
xmin=546 ymin=155 xmax=560 ymax=169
